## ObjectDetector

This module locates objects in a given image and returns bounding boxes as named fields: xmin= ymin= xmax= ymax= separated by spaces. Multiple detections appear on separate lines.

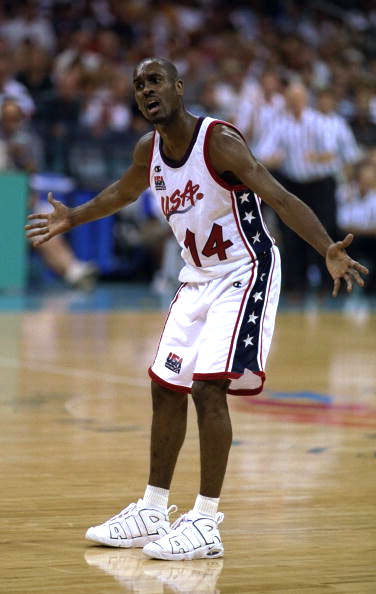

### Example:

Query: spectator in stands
xmin=350 ymin=87 xmax=376 ymax=148
xmin=15 ymin=43 xmax=53 ymax=104
xmin=316 ymin=87 xmax=362 ymax=179
xmin=0 ymin=99 xmax=97 ymax=289
xmin=53 ymin=29 xmax=97 ymax=82
xmin=256 ymin=82 xmax=339 ymax=296
xmin=0 ymin=0 xmax=371 ymax=293
xmin=338 ymin=163 xmax=376 ymax=235
xmin=0 ymin=41 xmax=35 ymax=116
xmin=0 ymin=0 xmax=56 ymax=54
xmin=337 ymin=162 xmax=376 ymax=293
xmin=34 ymin=70 xmax=81 ymax=173
xmin=189 ymin=80 xmax=228 ymax=120
xmin=0 ymin=99 xmax=41 ymax=172
xmin=80 ymin=74 xmax=131 ymax=137
xmin=237 ymin=70 xmax=285 ymax=150
xmin=213 ymin=58 xmax=261 ymax=124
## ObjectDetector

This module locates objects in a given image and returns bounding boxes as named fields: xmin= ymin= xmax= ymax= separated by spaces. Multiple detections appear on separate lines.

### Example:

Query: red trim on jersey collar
xmin=159 ymin=116 xmax=204 ymax=168
xmin=203 ymin=119 xmax=248 ymax=191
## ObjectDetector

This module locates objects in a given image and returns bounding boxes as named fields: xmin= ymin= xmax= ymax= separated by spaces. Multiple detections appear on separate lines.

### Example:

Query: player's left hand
xmin=326 ymin=233 xmax=369 ymax=297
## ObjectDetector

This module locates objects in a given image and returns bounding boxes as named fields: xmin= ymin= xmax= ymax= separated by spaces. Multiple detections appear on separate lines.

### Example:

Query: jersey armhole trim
xmin=203 ymin=120 xmax=248 ymax=191
xmin=147 ymin=131 xmax=156 ymax=187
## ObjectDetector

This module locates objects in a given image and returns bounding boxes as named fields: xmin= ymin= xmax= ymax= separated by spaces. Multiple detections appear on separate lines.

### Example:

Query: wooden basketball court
xmin=1 ymin=292 xmax=375 ymax=593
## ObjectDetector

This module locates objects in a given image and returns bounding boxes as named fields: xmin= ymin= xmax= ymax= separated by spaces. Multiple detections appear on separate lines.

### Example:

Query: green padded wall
xmin=0 ymin=173 xmax=28 ymax=290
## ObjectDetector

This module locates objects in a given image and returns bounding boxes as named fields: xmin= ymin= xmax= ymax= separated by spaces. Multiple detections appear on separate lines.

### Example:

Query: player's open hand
xmin=25 ymin=192 xmax=72 ymax=246
xmin=325 ymin=233 xmax=369 ymax=297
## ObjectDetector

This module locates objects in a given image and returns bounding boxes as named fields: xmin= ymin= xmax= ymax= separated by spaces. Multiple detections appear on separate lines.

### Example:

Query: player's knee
xmin=151 ymin=380 xmax=187 ymax=410
xmin=191 ymin=379 xmax=229 ymax=413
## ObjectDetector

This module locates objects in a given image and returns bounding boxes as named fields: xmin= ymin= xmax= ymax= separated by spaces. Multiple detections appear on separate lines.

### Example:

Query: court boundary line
xmin=0 ymin=355 xmax=149 ymax=388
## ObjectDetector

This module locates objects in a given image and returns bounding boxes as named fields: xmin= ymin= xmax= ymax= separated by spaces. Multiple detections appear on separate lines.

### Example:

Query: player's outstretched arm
xmin=25 ymin=132 xmax=153 ymax=246
xmin=209 ymin=125 xmax=368 ymax=296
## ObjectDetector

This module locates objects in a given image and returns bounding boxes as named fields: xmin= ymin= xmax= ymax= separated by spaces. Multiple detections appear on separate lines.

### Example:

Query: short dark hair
xmin=134 ymin=57 xmax=179 ymax=82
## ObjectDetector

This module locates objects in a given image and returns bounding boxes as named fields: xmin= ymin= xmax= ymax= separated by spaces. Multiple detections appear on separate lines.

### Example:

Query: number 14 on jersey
xmin=184 ymin=223 xmax=233 ymax=267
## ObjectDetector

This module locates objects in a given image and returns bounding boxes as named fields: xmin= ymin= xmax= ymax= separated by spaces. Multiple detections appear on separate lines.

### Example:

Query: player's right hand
xmin=25 ymin=192 xmax=72 ymax=246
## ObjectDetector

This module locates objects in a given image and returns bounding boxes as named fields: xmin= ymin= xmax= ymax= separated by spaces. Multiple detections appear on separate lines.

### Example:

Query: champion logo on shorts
xmin=154 ymin=175 xmax=166 ymax=191
xmin=165 ymin=352 xmax=183 ymax=374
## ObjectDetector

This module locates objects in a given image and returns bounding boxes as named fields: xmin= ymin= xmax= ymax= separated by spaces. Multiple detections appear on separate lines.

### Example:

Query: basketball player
xmin=26 ymin=58 xmax=368 ymax=561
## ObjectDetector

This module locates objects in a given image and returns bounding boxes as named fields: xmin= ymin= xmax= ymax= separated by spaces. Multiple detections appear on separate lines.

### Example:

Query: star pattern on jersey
xmin=243 ymin=334 xmax=254 ymax=347
xmin=239 ymin=192 xmax=249 ymax=204
xmin=230 ymin=250 xmax=274 ymax=374
xmin=230 ymin=191 xmax=275 ymax=374
xmin=243 ymin=211 xmax=256 ymax=224
xmin=247 ymin=311 xmax=258 ymax=324
xmin=234 ymin=188 xmax=273 ymax=257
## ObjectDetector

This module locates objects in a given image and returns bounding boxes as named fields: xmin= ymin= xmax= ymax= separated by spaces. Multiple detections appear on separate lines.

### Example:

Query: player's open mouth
xmin=146 ymin=99 xmax=160 ymax=115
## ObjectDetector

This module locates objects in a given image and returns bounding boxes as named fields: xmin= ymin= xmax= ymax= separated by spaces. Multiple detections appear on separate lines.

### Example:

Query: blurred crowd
xmin=0 ymin=0 xmax=375 ymax=294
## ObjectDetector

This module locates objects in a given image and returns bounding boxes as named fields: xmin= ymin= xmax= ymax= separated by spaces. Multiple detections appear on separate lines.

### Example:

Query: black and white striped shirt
xmin=255 ymin=107 xmax=358 ymax=182
xmin=318 ymin=111 xmax=361 ymax=176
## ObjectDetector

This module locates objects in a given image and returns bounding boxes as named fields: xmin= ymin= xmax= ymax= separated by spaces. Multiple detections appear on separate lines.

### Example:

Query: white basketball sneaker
xmin=143 ymin=510 xmax=224 ymax=560
xmin=85 ymin=499 xmax=177 ymax=548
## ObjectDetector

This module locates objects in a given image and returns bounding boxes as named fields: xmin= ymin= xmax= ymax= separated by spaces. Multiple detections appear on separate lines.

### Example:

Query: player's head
xmin=358 ymin=163 xmax=376 ymax=195
xmin=133 ymin=57 xmax=184 ymax=124
xmin=317 ymin=88 xmax=336 ymax=114
xmin=285 ymin=82 xmax=307 ymax=116
xmin=0 ymin=100 xmax=24 ymax=135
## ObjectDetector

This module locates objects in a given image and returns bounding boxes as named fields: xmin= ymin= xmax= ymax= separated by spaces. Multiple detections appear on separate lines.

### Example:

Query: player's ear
xmin=175 ymin=79 xmax=183 ymax=96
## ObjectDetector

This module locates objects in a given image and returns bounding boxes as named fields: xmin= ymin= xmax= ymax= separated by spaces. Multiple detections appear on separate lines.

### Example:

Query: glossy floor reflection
xmin=1 ymin=294 xmax=375 ymax=593
xmin=85 ymin=548 xmax=223 ymax=593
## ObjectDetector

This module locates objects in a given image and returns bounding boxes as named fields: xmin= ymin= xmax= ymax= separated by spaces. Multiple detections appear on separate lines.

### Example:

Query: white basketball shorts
xmin=149 ymin=246 xmax=281 ymax=396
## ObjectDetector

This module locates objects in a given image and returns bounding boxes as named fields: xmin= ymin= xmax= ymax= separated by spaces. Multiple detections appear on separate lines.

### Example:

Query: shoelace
xmin=171 ymin=512 xmax=190 ymax=530
xmin=111 ymin=501 xmax=137 ymax=520
xmin=171 ymin=511 xmax=224 ymax=530
xmin=167 ymin=504 xmax=178 ymax=518
xmin=116 ymin=500 xmax=177 ymax=520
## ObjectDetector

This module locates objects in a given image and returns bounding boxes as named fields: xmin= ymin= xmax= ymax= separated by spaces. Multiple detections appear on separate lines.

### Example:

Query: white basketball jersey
xmin=148 ymin=117 xmax=274 ymax=283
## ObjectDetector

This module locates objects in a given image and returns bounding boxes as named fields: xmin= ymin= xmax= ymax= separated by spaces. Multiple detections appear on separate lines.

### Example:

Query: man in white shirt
xmin=255 ymin=82 xmax=341 ymax=296
xmin=0 ymin=48 xmax=35 ymax=117
xmin=316 ymin=88 xmax=362 ymax=179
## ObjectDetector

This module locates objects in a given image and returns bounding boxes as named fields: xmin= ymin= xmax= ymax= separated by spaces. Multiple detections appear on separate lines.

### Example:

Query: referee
xmin=316 ymin=87 xmax=361 ymax=178
xmin=255 ymin=82 xmax=358 ymax=297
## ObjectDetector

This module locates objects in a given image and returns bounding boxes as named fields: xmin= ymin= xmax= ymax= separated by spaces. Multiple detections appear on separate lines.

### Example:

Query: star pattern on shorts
xmin=247 ymin=311 xmax=258 ymax=324
xmin=239 ymin=192 xmax=249 ymax=204
xmin=243 ymin=334 xmax=254 ymax=347
xmin=252 ymin=231 xmax=261 ymax=244
xmin=253 ymin=291 xmax=263 ymax=302
xmin=243 ymin=211 xmax=256 ymax=224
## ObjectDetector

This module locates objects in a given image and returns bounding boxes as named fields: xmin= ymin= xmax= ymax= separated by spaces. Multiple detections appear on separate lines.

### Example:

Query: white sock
xmin=143 ymin=484 xmax=169 ymax=511
xmin=193 ymin=494 xmax=219 ymax=518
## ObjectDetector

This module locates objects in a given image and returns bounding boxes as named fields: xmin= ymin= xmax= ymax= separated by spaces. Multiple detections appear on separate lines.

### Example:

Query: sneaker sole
xmin=143 ymin=544 xmax=224 ymax=561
